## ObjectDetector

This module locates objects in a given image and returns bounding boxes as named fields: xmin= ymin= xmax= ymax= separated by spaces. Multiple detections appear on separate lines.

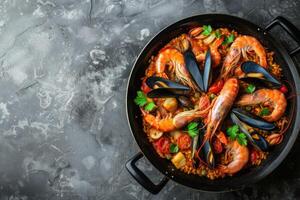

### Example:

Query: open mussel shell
xmin=146 ymin=76 xmax=191 ymax=98
xmin=203 ymin=49 xmax=212 ymax=92
xmin=146 ymin=76 xmax=190 ymax=90
xmin=191 ymin=121 xmax=215 ymax=169
xmin=202 ymin=140 xmax=215 ymax=169
xmin=230 ymin=112 xmax=268 ymax=151
xmin=147 ymin=87 xmax=190 ymax=98
xmin=232 ymin=108 xmax=276 ymax=131
xmin=241 ymin=61 xmax=282 ymax=88
xmin=252 ymin=132 xmax=269 ymax=151
xmin=184 ymin=50 xmax=204 ymax=91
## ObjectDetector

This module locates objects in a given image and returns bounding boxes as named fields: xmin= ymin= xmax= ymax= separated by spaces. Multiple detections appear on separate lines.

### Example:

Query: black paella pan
xmin=125 ymin=14 xmax=300 ymax=194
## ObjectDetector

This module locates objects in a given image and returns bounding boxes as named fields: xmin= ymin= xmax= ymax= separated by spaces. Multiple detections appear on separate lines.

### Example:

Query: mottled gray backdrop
xmin=0 ymin=0 xmax=299 ymax=199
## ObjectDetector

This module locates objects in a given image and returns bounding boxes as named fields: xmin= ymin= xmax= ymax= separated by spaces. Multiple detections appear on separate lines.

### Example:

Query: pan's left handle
xmin=125 ymin=152 xmax=169 ymax=194
xmin=265 ymin=16 xmax=300 ymax=56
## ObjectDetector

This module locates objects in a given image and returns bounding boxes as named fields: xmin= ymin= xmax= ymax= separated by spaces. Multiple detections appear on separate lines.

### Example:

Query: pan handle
xmin=125 ymin=152 xmax=169 ymax=194
xmin=265 ymin=16 xmax=300 ymax=56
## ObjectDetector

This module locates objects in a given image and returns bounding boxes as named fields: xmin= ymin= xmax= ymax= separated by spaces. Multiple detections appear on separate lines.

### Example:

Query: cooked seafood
xmin=221 ymin=35 xmax=267 ymax=79
xmin=135 ymin=25 xmax=290 ymax=180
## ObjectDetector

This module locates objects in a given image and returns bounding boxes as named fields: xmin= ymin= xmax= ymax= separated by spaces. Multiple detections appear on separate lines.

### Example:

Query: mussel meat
xmin=232 ymin=108 xmax=276 ymax=131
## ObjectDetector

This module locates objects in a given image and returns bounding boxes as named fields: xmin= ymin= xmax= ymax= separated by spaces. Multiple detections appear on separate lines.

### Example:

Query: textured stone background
xmin=0 ymin=0 xmax=299 ymax=199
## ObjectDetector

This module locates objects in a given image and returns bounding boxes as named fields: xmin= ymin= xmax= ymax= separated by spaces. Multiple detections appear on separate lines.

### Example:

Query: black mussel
xmin=252 ymin=132 xmax=269 ymax=151
xmin=230 ymin=112 xmax=263 ymax=151
xmin=184 ymin=50 xmax=204 ymax=91
xmin=147 ymin=87 xmax=190 ymax=98
xmin=202 ymin=140 xmax=215 ymax=169
xmin=203 ymin=49 xmax=212 ymax=92
xmin=145 ymin=76 xmax=190 ymax=98
xmin=177 ymin=96 xmax=194 ymax=109
xmin=192 ymin=135 xmax=200 ymax=168
xmin=241 ymin=61 xmax=282 ymax=88
xmin=192 ymin=121 xmax=215 ymax=169
xmin=146 ymin=76 xmax=190 ymax=90
xmin=232 ymin=108 xmax=276 ymax=131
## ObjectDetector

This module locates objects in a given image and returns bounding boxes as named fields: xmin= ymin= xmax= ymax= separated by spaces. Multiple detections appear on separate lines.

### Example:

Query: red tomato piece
xmin=217 ymin=131 xmax=228 ymax=145
xmin=213 ymin=139 xmax=223 ymax=154
xmin=279 ymin=85 xmax=288 ymax=94
xmin=177 ymin=134 xmax=191 ymax=150
xmin=209 ymin=79 xmax=224 ymax=94
xmin=154 ymin=137 xmax=170 ymax=155
xmin=141 ymin=79 xmax=151 ymax=94
xmin=250 ymin=150 xmax=259 ymax=164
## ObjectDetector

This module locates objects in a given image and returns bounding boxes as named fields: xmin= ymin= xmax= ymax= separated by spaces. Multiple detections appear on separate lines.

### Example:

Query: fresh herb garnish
xmin=260 ymin=107 xmax=270 ymax=116
xmin=226 ymin=125 xmax=248 ymax=146
xmin=215 ymin=29 xmax=221 ymax=38
xmin=245 ymin=84 xmax=256 ymax=94
xmin=144 ymin=102 xmax=156 ymax=111
xmin=222 ymin=33 xmax=235 ymax=45
xmin=226 ymin=125 xmax=239 ymax=140
xmin=236 ymin=133 xmax=247 ymax=146
xmin=202 ymin=25 xmax=212 ymax=36
xmin=134 ymin=91 xmax=156 ymax=111
xmin=187 ymin=122 xmax=199 ymax=138
xmin=170 ymin=143 xmax=179 ymax=153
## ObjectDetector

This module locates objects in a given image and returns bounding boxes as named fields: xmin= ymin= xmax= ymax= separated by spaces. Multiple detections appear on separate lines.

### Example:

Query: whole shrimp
xmin=236 ymin=89 xmax=287 ymax=122
xmin=219 ymin=140 xmax=249 ymax=174
xmin=142 ymin=96 xmax=211 ymax=132
xmin=204 ymin=78 xmax=239 ymax=141
xmin=155 ymin=47 xmax=197 ymax=90
xmin=220 ymin=35 xmax=267 ymax=79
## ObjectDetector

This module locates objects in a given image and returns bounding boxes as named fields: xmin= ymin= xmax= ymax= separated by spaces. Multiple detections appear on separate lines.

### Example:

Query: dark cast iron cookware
xmin=125 ymin=14 xmax=300 ymax=194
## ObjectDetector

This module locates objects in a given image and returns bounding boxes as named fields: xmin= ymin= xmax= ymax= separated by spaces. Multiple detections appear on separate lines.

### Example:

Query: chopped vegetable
xmin=222 ymin=33 xmax=235 ymax=45
xmin=171 ymin=152 xmax=186 ymax=169
xmin=144 ymin=102 xmax=156 ymax=111
xmin=154 ymin=137 xmax=170 ymax=155
xmin=215 ymin=29 xmax=221 ymax=38
xmin=226 ymin=125 xmax=248 ymax=146
xmin=202 ymin=25 xmax=212 ymax=36
xmin=149 ymin=128 xmax=163 ymax=140
xmin=186 ymin=122 xmax=199 ymax=138
xmin=177 ymin=134 xmax=191 ymax=150
xmin=245 ymin=84 xmax=256 ymax=94
xmin=280 ymin=85 xmax=288 ymax=93
xmin=209 ymin=79 xmax=224 ymax=94
xmin=213 ymin=139 xmax=223 ymax=154
xmin=141 ymin=79 xmax=151 ymax=94
xmin=260 ymin=107 xmax=270 ymax=116
xmin=209 ymin=93 xmax=216 ymax=100
xmin=134 ymin=90 xmax=156 ymax=111
xmin=170 ymin=143 xmax=179 ymax=153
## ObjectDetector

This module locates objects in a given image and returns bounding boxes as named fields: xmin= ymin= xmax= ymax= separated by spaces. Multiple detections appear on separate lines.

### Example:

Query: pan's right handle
xmin=125 ymin=152 xmax=169 ymax=194
xmin=265 ymin=16 xmax=300 ymax=56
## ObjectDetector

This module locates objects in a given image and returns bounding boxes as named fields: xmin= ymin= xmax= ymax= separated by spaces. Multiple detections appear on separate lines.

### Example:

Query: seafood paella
xmin=134 ymin=25 xmax=292 ymax=179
